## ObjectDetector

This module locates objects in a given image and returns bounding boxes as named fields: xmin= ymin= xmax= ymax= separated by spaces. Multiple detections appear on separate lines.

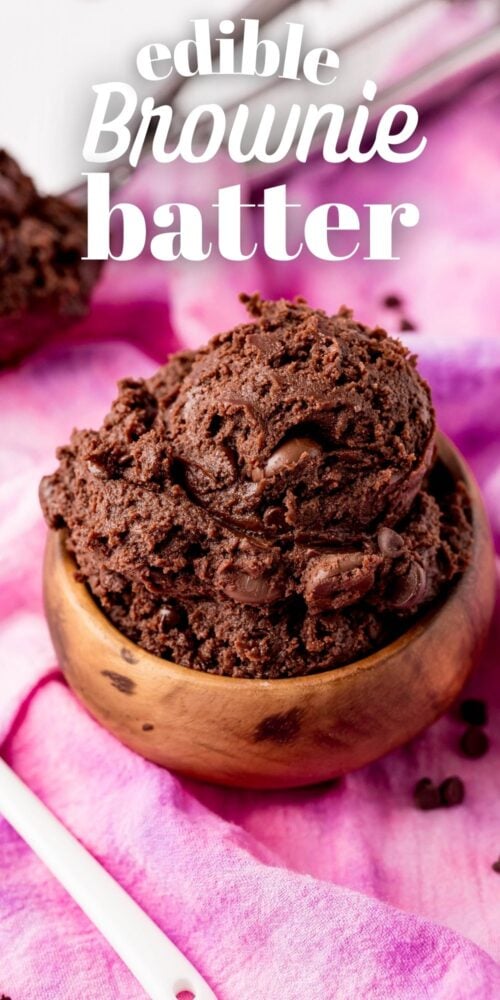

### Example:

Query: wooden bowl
xmin=43 ymin=435 xmax=495 ymax=790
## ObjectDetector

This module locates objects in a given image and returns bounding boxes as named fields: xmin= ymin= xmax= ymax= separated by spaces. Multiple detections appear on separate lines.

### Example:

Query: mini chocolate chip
xmin=223 ymin=571 xmax=282 ymax=606
xmin=142 ymin=723 xmax=154 ymax=732
xmin=377 ymin=526 xmax=405 ymax=557
xmin=439 ymin=776 xmax=465 ymax=807
xmin=159 ymin=606 xmax=181 ymax=630
xmin=264 ymin=436 xmax=322 ymax=477
xmin=388 ymin=561 xmax=426 ymax=610
xmin=460 ymin=725 xmax=489 ymax=759
xmin=400 ymin=317 xmax=417 ymax=332
xmin=414 ymin=778 xmax=440 ymax=811
xmin=492 ymin=859 xmax=500 ymax=874
xmin=383 ymin=293 xmax=403 ymax=309
xmin=263 ymin=506 xmax=287 ymax=529
xmin=460 ymin=698 xmax=488 ymax=727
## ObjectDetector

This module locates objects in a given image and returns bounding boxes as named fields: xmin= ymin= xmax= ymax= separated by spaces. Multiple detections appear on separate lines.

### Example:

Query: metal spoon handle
xmin=65 ymin=0 xmax=296 ymax=199
xmin=0 ymin=758 xmax=216 ymax=1000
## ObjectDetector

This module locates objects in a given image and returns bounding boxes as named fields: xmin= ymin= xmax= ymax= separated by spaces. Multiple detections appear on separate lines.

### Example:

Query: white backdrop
xmin=0 ymin=0 xmax=495 ymax=192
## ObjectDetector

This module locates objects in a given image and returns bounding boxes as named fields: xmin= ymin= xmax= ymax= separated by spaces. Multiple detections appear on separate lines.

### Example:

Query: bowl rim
xmin=49 ymin=431 xmax=484 ymax=694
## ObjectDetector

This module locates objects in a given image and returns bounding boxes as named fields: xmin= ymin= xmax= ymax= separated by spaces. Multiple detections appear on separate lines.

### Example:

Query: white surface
xmin=0 ymin=758 xmax=216 ymax=1000
xmin=0 ymin=0 xmax=496 ymax=191
xmin=0 ymin=0 xmax=231 ymax=191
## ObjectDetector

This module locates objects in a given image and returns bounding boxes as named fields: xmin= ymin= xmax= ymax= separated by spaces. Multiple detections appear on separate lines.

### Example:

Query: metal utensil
xmin=73 ymin=0 xmax=500 ymax=198
xmin=65 ymin=0 xmax=295 ymax=197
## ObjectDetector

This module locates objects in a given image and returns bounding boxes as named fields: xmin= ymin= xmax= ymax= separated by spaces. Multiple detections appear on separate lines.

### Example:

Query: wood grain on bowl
xmin=43 ymin=435 xmax=495 ymax=789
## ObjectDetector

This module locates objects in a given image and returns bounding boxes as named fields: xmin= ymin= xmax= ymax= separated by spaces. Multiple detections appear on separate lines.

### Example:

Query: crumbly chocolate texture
xmin=40 ymin=296 xmax=472 ymax=678
xmin=0 ymin=150 xmax=101 ymax=365
xmin=168 ymin=294 xmax=435 ymax=543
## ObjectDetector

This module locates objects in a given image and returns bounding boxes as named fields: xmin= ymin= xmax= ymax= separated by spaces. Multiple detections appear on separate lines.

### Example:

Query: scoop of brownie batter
xmin=168 ymin=295 xmax=435 ymax=543
xmin=40 ymin=296 xmax=471 ymax=679
xmin=0 ymin=150 xmax=101 ymax=366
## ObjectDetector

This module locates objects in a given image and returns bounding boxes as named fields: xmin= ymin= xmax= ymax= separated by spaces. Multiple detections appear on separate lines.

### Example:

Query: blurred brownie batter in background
xmin=0 ymin=150 xmax=100 ymax=366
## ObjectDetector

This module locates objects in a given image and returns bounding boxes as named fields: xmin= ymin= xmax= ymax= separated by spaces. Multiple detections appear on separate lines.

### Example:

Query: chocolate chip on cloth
xmin=40 ymin=295 xmax=472 ymax=678
xmin=0 ymin=150 xmax=101 ymax=367
xmin=460 ymin=698 xmax=488 ymax=727
xmin=439 ymin=776 xmax=465 ymax=807
xmin=413 ymin=778 xmax=440 ymax=811
xmin=460 ymin=726 xmax=490 ymax=759
xmin=413 ymin=776 xmax=465 ymax=810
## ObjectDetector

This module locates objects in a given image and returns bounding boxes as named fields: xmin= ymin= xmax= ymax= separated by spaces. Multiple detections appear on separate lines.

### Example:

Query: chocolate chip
xmin=439 ymin=776 xmax=465 ymax=807
xmin=460 ymin=725 xmax=489 ymax=759
xmin=377 ymin=526 xmax=405 ymax=557
xmin=414 ymin=778 xmax=440 ymax=811
xmin=492 ymin=858 xmax=500 ymax=874
xmin=159 ymin=606 xmax=181 ymax=630
xmin=304 ymin=551 xmax=377 ymax=613
xmin=223 ymin=571 xmax=283 ymax=605
xmin=383 ymin=293 xmax=403 ymax=309
xmin=264 ymin=436 xmax=322 ymax=477
xmin=460 ymin=698 xmax=487 ymax=727
xmin=400 ymin=317 xmax=417 ymax=332
xmin=142 ymin=723 xmax=154 ymax=732
xmin=388 ymin=561 xmax=426 ymax=610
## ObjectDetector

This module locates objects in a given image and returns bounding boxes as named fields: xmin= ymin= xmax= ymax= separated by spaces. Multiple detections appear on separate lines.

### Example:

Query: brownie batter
xmin=40 ymin=296 xmax=472 ymax=678
xmin=0 ymin=150 xmax=101 ymax=366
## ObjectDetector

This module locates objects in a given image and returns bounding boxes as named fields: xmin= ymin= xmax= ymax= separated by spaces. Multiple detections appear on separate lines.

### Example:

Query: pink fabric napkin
xmin=1 ymin=78 xmax=500 ymax=1000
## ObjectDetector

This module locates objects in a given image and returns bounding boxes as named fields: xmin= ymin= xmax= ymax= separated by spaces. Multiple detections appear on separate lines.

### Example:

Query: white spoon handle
xmin=0 ymin=758 xmax=216 ymax=1000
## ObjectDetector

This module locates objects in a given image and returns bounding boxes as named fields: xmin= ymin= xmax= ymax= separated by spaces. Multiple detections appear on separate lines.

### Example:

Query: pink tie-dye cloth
xmin=1 ymin=76 xmax=500 ymax=1000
